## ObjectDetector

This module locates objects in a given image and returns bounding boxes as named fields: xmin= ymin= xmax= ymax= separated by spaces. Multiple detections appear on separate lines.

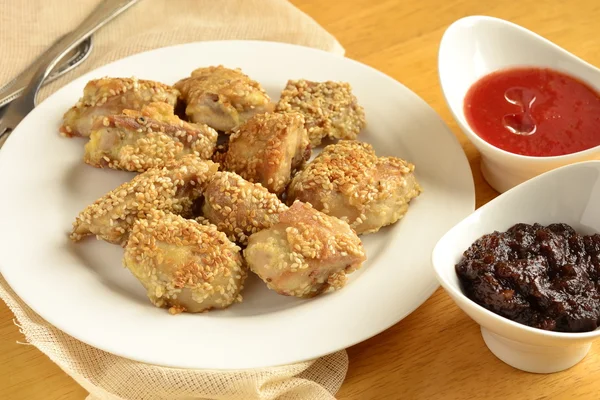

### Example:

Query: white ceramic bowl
xmin=432 ymin=160 xmax=600 ymax=373
xmin=439 ymin=16 xmax=600 ymax=193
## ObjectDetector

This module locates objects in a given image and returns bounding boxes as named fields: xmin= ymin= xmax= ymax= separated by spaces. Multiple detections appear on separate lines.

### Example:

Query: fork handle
xmin=19 ymin=0 xmax=140 ymax=109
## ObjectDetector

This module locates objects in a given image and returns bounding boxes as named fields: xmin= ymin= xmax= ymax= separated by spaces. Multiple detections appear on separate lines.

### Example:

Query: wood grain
xmin=2 ymin=1 xmax=600 ymax=398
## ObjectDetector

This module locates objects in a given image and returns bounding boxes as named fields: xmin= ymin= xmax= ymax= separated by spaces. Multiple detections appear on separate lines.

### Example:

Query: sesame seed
xmin=83 ymin=102 xmax=218 ymax=173
xmin=286 ymin=140 xmax=422 ymax=235
xmin=244 ymin=201 xmax=366 ymax=299
xmin=201 ymin=171 xmax=287 ymax=246
xmin=60 ymin=77 xmax=179 ymax=138
xmin=275 ymin=79 xmax=366 ymax=146
xmin=174 ymin=65 xmax=271 ymax=132
xmin=70 ymin=156 xmax=218 ymax=245
xmin=223 ymin=112 xmax=310 ymax=195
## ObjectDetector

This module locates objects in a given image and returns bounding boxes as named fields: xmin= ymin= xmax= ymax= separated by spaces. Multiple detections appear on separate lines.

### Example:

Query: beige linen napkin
xmin=0 ymin=1 xmax=348 ymax=399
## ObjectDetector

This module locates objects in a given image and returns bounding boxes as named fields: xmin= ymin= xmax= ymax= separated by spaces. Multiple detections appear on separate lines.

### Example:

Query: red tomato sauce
xmin=464 ymin=67 xmax=600 ymax=157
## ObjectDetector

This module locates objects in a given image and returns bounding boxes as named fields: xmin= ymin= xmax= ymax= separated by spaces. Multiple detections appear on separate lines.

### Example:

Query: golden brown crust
xmin=175 ymin=65 xmax=273 ymax=132
xmin=124 ymin=210 xmax=246 ymax=314
xmin=286 ymin=140 xmax=422 ymax=234
xmin=244 ymin=201 xmax=366 ymax=298
xmin=275 ymin=79 xmax=366 ymax=147
xmin=60 ymin=77 xmax=179 ymax=138
xmin=84 ymin=102 xmax=218 ymax=172
xmin=70 ymin=155 xmax=218 ymax=245
xmin=278 ymin=201 xmax=365 ymax=261
xmin=224 ymin=112 xmax=311 ymax=194
xmin=201 ymin=171 xmax=288 ymax=245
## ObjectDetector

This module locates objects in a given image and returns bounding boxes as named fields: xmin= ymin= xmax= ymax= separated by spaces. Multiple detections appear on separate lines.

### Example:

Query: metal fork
xmin=0 ymin=0 xmax=140 ymax=149
xmin=0 ymin=36 xmax=93 ymax=110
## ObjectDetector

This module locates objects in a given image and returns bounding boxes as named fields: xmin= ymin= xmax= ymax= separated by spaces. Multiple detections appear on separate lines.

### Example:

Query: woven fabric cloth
xmin=0 ymin=1 xmax=348 ymax=399
xmin=0 ymin=0 xmax=345 ymax=101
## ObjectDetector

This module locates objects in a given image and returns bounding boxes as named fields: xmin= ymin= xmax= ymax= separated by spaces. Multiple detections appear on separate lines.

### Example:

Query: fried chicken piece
xmin=84 ymin=102 xmax=218 ymax=172
xmin=244 ymin=201 xmax=366 ymax=298
xmin=287 ymin=140 xmax=422 ymax=235
xmin=70 ymin=156 xmax=218 ymax=245
xmin=60 ymin=77 xmax=179 ymax=138
xmin=174 ymin=65 xmax=273 ymax=132
xmin=275 ymin=79 xmax=366 ymax=147
xmin=201 ymin=172 xmax=288 ymax=245
xmin=124 ymin=210 xmax=246 ymax=314
xmin=224 ymin=112 xmax=311 ymax=194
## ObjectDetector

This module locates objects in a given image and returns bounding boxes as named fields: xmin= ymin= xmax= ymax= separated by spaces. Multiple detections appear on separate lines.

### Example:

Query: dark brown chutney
xmin=455 ymin=223 xmax=600 ymax=333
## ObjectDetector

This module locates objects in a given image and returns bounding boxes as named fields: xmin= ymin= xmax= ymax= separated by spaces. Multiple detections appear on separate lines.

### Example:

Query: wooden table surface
xmin=3 ymin=0 xmax=600 ymax=399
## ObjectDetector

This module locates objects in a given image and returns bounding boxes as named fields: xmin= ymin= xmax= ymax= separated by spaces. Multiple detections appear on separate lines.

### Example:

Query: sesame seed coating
xmin=84 ymin=102 xmax=218 ymax=172
xmin=202 ymin=171 xmax=288 ymax=246
xmin=124 ymin=210 xmax=246 ymax=314
xmin=244 ymin=201 xmax=366 ymax=298
xmin=275 ymin=79 xmax=366 ymax=147
xmin=287 ymin=140 xmax=422 ymax=235
xmin=175 ymin=65 xmax=273 ymax=132
xmin=60 ymin=77 xmax=179 ymax=138
xmin=70 ymin=155 xmax=218 ymax=245
xmin=224 ymin=112 xmax=311 ymax=195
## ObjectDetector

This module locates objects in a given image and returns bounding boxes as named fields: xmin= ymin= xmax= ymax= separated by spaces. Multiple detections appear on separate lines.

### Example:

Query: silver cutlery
xmin=0 ymin=36 xmax=93 ymax=109
xmin=0 ymin=0 xmax=140 ymax=149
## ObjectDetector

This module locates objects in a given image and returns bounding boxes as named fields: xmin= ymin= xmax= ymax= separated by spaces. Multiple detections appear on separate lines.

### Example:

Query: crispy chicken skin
xmin=275 ymin=79 xmax=366 ymax=147
xmin=174 ymin=65 xmax=273 ymax=132
xmin=224 ymin=112 xmax=311 ymax=194
xmin=287 ymin=140 xmax=422 ymax=235
xmin=124 ymin=210 xmax=246 ymax=314
xmin=84 ymin=102 xmax=218 ymax=172
xmin=244 ymin=201 xmax=366 ymax=298
xmin=60 ymin=77 xmax=179 ymax=138
xmin=70 ymin=156 xmax=218 ymax=245
xmin=201 ymin=171 xmax=288 ymax=245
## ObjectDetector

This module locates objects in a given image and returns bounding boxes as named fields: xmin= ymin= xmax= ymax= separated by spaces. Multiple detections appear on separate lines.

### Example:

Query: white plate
xmin=0 ymin=41 xmax=474 ymax=369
